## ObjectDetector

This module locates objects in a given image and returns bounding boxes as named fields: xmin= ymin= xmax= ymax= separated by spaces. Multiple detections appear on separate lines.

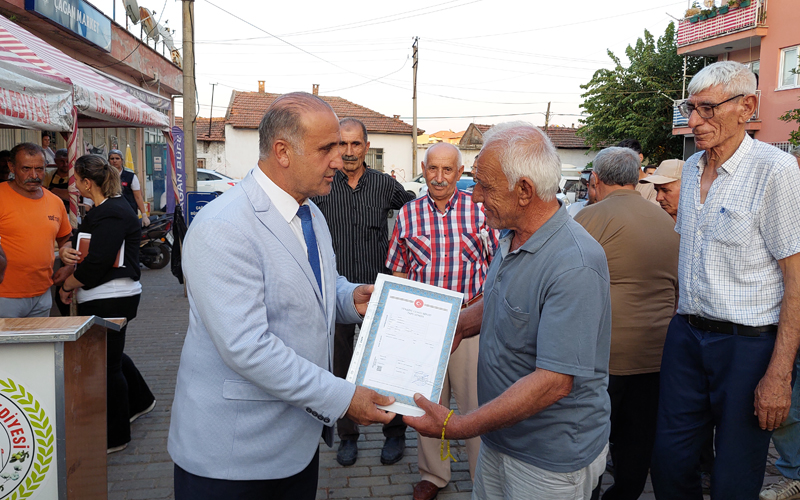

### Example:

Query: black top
xmin=312 ymin=165 xmax=414 ymax=284
xmin=120 ymin=169 xmax=138 ymax=215
xmin=73 ymin=196 xmax=141 ymax=290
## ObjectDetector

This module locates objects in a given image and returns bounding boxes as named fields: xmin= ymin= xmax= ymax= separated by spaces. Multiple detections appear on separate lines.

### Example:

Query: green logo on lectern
xmin=0 ymin=379 xmax=53 ymax=500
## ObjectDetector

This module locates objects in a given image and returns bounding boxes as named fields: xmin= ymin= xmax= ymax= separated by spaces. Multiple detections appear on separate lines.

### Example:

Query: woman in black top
xmin=59 ymin=154 xmax=155 ymax=454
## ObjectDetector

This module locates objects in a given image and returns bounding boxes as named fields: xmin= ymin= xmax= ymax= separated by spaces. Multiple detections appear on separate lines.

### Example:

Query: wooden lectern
xmin=0 ymin=316 xmax=122 ymax=500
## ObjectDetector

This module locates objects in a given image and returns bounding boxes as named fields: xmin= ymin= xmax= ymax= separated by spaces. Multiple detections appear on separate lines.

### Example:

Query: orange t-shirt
xmin=0 ymin=182 xmax=72 ymax=298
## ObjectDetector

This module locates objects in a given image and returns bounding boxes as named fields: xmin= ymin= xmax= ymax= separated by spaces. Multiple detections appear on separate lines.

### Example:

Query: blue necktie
xmin=296 ymin=205 xmax=322 ymax=295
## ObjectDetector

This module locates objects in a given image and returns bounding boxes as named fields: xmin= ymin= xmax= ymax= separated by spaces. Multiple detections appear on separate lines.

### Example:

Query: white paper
xmin=347 ymin=275 xmax=463 ymax=416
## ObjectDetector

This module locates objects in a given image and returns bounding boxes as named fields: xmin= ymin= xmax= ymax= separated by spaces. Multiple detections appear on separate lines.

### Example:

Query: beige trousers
xmin=418 ymin=335 xmax=481 ymax=488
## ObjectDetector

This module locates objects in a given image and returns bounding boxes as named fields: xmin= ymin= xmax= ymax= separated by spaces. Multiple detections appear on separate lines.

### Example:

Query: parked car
xmin=197 ymin=168 xmax=240 ymax=194
xmin=401 ymin=173 xmax=427 ymax=197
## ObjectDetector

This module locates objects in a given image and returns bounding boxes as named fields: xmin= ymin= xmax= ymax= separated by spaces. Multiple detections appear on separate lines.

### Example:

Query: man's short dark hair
xmin=9 ymin=143 xmax=46 ymax=165
xmin=339 ymin=117 xmax=368 ymax=143
xmin=41 ymin=131 xmax=51 ymax=139
xmin=616 ymin=138 xmax=642 ymax=154
xmin=55 ymin=148 xmax=69 ymax=159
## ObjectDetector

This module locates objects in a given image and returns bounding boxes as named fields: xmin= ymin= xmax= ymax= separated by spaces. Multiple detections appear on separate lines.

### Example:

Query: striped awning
xmin=0 ymin=16 xmax=169 ymax=130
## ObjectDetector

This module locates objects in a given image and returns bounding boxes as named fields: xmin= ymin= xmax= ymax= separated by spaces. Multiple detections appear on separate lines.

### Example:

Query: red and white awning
xmin=0 ymin=16 xmax=169 ymax=130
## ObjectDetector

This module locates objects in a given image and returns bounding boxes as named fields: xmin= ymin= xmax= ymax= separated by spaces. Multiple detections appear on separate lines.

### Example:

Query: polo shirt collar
xmin=604 ymin=188 xmax=640 ymax=199
xmin=502 ymin=201 xmax=569 ymax=256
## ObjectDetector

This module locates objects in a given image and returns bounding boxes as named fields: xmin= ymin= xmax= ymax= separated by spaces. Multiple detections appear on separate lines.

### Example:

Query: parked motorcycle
xmin=140 ymin=214 xmax=173 ymax=270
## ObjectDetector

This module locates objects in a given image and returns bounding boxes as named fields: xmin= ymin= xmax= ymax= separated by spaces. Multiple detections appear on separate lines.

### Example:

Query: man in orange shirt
xmin=0 ymin=143 xmax=72 ymax=318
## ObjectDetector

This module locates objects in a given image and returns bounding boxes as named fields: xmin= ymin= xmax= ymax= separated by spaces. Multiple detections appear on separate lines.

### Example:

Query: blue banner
xmin=186 ymin=191 xmax=218 ymax=226
xmin=25 ymin=0 xmax=112 ymax=52
xmin=168 ymin=126 xmax=187 ymax=215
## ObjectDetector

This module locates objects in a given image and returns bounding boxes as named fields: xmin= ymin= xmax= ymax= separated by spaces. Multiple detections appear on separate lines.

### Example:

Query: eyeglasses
xmin=677 ymin=94 xmax=744 ymax=119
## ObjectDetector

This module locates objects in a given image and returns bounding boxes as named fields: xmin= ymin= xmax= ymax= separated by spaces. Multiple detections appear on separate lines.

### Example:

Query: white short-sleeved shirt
xmin=675 ymin=134 xmax=800 ymax=326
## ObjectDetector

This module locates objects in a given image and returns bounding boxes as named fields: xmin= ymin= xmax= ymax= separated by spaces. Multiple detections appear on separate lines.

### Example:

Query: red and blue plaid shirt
xmin=386 ymin=190 xmax=499 ymax=303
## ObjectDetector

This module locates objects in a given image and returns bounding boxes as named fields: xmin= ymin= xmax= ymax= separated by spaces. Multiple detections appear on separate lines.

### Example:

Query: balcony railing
xmin=677 ymin=0 xmax=765 ymax=47
xmin=673 ymin=90 xmax=761 ymax=128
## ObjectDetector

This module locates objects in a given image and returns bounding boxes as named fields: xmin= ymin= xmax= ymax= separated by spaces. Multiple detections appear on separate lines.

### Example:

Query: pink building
xmin=673 ymin=0 xmax=800 ymax=157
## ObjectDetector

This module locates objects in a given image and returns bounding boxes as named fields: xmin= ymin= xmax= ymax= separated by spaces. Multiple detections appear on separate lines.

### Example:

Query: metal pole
xmin=208 ymin=83 xmax=217 ymax=137
xmin=412 ymin=37 xmax=418 ymax=177
xmin=182 ymin=0 xmax=197 ymax=191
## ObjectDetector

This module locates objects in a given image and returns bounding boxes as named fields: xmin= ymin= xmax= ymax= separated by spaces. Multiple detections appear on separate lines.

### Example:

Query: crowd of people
xmin=3 ymin=59 xmax=800 ymax=500
xmin=0 ymin=138 xmax=156 ymax=454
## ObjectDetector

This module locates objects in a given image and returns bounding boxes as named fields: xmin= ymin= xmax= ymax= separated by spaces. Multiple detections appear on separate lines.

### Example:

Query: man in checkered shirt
xmin=651 ymin=61 xmax=800 ymax=500
xmin=386 ymin=142 xmax=498 ymax=500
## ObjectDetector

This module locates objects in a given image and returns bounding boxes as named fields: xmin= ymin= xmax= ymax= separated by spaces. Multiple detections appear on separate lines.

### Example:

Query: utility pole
xmin=544 ymin=101 xmax=551 ymax=132
xmin=412 ymin=37 xmax=419 ymax=177
xmin=208 ymin=83 xmax=218 ymax=137
xmin=182 ymin=0 xmax=197 ymax=191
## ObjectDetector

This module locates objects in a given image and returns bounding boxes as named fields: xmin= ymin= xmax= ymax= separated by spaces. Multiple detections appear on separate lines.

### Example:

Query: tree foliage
xmin=577 ymin=22 xmax=712 ymax=164
xmin=780 ymin=69 xmax=800 ymax=147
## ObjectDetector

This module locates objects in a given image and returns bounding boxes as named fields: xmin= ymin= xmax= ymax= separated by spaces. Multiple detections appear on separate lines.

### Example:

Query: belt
xmin=462 ymin=293 xmax=483 ymax=310
xmin=685 ymin=314 xmax=777 ymax=337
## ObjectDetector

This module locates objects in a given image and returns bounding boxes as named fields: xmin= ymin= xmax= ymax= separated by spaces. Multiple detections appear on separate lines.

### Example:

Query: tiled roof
xmin=175 ymin=116 xmax=226 ymax=142
xmin=468 ymin=123 xmax=588 ymax=149
xmin=543 ymin=127 xmax=588 ymax=149
xmin=225 ymin=91 xmax=419 ymax=135
xmin=431 ymin=130 xmax=462 ymax=140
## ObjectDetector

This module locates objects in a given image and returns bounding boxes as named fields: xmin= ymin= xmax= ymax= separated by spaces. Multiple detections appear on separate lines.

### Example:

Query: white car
xmin=197 ymin=168 xmax=240 ymax=194
xmin=401 ymin=174 xmax=427 ymax=197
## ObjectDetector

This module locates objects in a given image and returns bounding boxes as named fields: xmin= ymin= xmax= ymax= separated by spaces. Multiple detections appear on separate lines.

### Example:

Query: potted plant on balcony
xmin=718 ymin=3 xmax=729 ymax=14
xmin=686 ymin=1 xmax=701 ymax=21
xmin=739 ymin=0 xmax=751 ymax=7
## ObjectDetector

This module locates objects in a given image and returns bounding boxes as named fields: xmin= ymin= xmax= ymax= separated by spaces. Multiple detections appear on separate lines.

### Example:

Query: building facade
xmin=673 ymin=0 xmax=800 ymax=156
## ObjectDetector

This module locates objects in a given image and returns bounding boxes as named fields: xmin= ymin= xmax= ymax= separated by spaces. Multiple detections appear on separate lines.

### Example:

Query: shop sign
xmin=25 ymin=0 xmax=112 ymax=52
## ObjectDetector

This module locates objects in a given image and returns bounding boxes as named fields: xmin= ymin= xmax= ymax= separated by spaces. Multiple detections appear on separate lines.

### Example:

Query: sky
xmin=93 ymin=0 xmax=693 ymax=134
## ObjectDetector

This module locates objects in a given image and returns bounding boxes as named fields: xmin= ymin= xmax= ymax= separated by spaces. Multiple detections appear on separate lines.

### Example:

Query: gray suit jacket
xmin=168 ymin=172 xmax=361 ymax=480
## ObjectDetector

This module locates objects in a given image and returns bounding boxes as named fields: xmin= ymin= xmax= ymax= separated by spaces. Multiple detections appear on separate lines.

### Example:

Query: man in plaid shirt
xmin=386 ymin=142 xmax=498 ymax=500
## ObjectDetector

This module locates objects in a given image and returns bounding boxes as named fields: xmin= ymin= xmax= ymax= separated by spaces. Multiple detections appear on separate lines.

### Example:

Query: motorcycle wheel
xmin=142 ymin=243 xmax=171 ymax=270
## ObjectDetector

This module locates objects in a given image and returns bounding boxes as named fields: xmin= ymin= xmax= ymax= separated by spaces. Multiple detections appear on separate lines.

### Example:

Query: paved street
xmin=107 ymin=265 xmax=784 ymax=500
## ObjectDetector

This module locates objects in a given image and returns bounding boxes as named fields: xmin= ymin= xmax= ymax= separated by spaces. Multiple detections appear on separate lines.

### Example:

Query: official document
xmin=346 ymin=275 xmax=463 ymax=416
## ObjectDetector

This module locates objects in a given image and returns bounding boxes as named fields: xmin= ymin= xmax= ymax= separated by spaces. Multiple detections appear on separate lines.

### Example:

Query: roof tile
xmin=226 ymin=91 xmax=419 ymax=134
xmin=175 ymin=116 xmax=226 ymax=142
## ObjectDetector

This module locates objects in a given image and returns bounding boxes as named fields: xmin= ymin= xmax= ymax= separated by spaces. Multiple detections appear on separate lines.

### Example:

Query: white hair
xmin=687 ymin=61 xmax=757 ymax=97
xmin=424 ymin=142 xmax=462 ymax=167
xmin=481 ymin=121 xmax=562 ymax=202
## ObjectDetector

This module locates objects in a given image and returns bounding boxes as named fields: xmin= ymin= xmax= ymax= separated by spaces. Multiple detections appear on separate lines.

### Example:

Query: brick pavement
xmin=107 ymin=266 xmax=783 ymax=500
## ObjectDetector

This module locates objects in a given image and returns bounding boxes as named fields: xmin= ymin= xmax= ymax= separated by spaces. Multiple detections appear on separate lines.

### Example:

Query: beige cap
xmin=640 ymin=159 xmax=685 ymax=185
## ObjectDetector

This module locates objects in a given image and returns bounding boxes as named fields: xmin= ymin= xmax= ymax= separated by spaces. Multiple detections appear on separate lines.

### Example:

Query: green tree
xmin=578 ymin=22 xmax=712 ymax=164
xmin=780 ymin=69 xmax=800 ymax=146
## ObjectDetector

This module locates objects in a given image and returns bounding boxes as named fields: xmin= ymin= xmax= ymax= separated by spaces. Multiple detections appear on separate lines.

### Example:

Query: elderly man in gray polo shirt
xmin=405 ymin=122 xmax=612 ymax=499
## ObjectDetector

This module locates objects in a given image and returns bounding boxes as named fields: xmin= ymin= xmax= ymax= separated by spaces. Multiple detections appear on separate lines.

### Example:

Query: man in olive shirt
xmin=575 ymin=147 xmax=679 ymax=500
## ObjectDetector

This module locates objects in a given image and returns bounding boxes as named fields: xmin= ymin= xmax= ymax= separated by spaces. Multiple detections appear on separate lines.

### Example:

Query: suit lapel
xmin=242 ymin=174 xmax=324 ymax=308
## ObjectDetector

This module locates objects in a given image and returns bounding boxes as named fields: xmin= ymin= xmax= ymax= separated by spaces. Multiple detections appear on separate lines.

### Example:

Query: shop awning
xmin=0 ymin=26 xmax=73 ymax=131
xmin=0 ymin=16 xmax=169 ymax=130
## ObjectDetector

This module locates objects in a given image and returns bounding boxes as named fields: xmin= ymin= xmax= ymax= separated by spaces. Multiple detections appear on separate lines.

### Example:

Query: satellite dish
xmin=158 ymin=22 xmax=174 ymax=50
xmin=170 ymin=49 xmax=182 ymax=68
xmin=123 ymin=0 xmax=140 ymax=24
xmin=139 ymin=7 xmax=160 ymax=41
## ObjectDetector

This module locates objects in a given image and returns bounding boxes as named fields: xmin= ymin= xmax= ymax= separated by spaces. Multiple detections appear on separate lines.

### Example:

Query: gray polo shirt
xmin=477 ymin=205 xmax=612 ymax=473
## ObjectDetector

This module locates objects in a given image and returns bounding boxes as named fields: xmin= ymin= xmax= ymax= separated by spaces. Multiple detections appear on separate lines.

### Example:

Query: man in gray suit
xmin=168 ymin=92 xmax=396 ymax=500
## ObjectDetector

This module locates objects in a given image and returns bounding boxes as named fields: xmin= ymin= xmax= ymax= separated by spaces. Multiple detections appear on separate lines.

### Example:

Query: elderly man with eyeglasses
xmin=650 ymin=61 xmax=800 ymax=500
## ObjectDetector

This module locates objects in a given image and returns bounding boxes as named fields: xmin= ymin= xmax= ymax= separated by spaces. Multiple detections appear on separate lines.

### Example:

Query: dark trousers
xmin=77 ymin=294 xmax=152 ymax=448
xmin=602 ymin=372 xmax=660 ymax=500
xmin=651 ymin=314 xmax=775 ymax=500
xmin=174 ymin=449 xmax=319 ymax=500
xmin=333 ymin=323 xmax=406 ymax=440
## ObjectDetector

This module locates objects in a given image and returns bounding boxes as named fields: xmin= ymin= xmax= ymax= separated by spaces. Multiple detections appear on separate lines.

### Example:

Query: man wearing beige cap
xmin=640 ymin=159 xmax=684 ymax=222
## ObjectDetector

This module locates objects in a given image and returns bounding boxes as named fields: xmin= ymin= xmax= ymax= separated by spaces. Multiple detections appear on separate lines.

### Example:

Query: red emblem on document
xmin=414 ymin=299 xmax=424 ymax=308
